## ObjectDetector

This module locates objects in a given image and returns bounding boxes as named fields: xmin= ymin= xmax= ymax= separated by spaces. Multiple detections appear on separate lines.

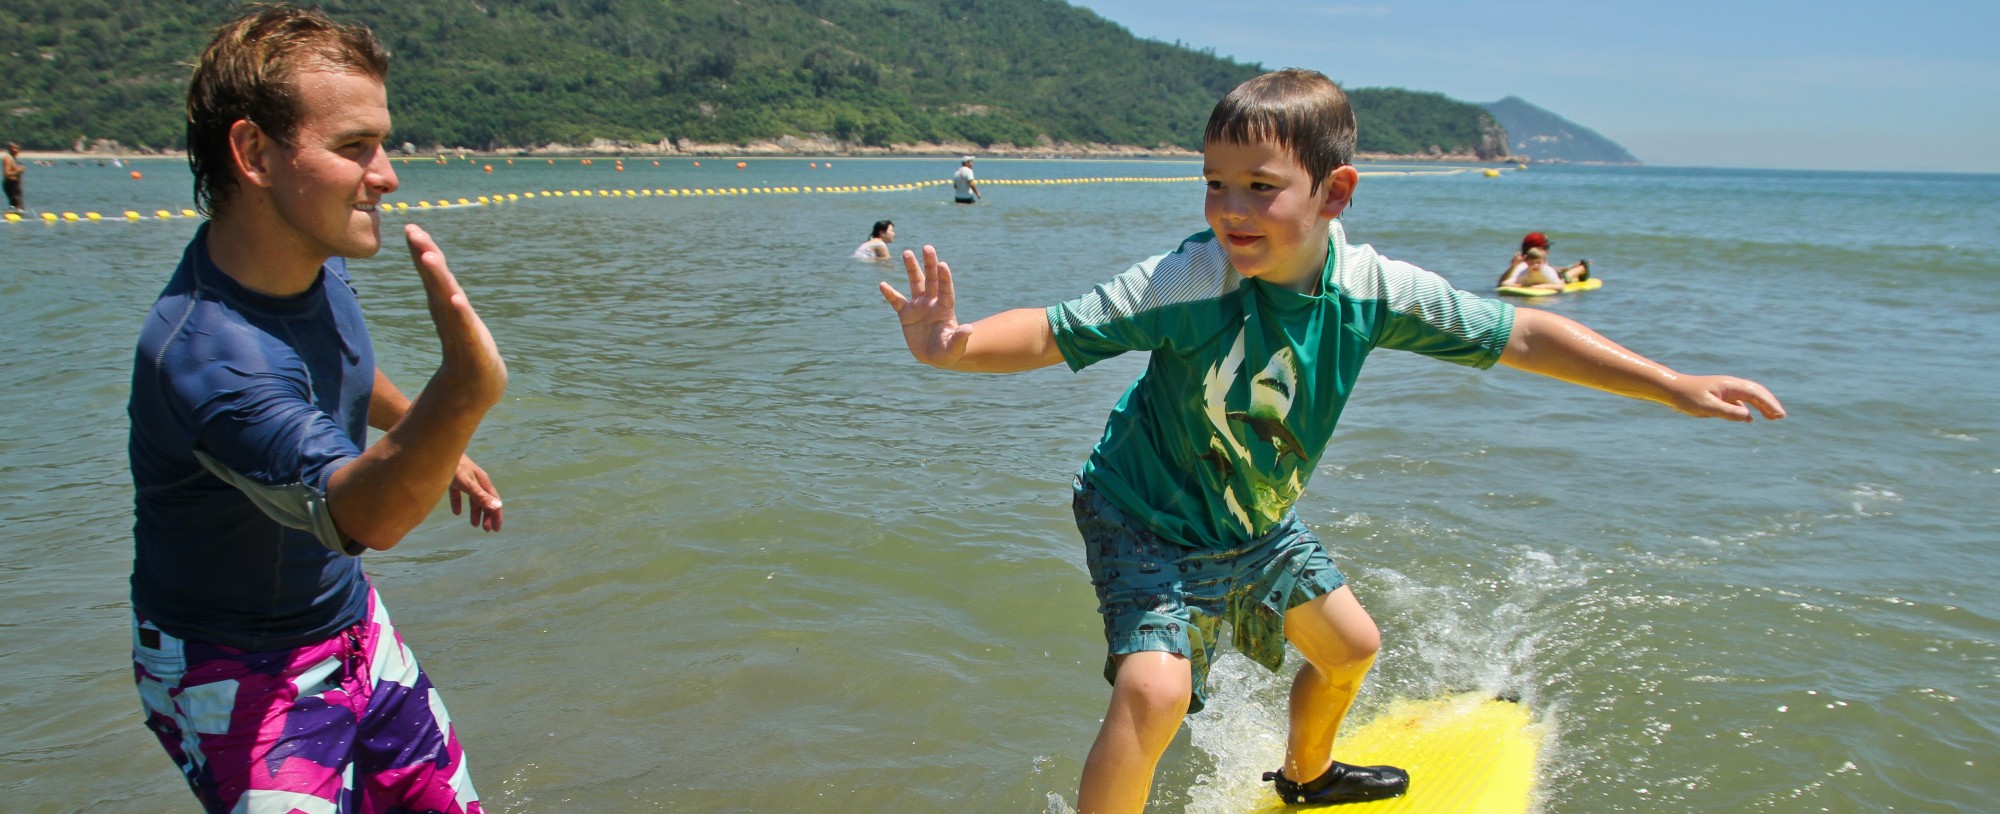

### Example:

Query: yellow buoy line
xmin=5 ymin=169 xmax=1510 ymax=226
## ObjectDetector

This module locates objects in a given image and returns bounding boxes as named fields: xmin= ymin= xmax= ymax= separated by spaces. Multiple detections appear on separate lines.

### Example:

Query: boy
xmin=1498 ymin=231 xmax=1589 ymax=289
xmin=1502 ymin=246 xmax=1566 ymax=291
xmin=127 ymin=5 xmax=505 ymax=811
xmin=879 ymin=69 xmax=1783 ymax=813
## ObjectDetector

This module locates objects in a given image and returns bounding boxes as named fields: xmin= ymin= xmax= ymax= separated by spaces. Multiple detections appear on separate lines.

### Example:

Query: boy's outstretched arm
xmin=878 ymin=245 xmax=1065 ymax=373
xmin=1499 ymin=309 xmax=1786 ymax=423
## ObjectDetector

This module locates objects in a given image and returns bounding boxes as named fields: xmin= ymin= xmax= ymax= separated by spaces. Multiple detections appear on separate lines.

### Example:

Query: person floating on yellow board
xmin=879 ymin=68 xmax=1785 ymax=813
xmin=1498 ymin=230 xmax=1590 ymax=288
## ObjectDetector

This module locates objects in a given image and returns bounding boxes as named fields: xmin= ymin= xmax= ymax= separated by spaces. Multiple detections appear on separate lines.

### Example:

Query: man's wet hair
xmin=186 ymin=3 xmax=388 ymax=216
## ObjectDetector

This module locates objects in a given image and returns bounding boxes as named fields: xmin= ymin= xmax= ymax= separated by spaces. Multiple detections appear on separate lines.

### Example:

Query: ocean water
xmin=2 ymin=157 xmax=1996 ymax=813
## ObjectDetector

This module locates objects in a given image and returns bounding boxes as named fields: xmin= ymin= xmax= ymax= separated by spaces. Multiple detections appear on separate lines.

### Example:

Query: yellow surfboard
xmin=1497 ymin=277 xmax=1603 ymax=297
xmin=1248 ymin=694 xmax=1545 ymax=813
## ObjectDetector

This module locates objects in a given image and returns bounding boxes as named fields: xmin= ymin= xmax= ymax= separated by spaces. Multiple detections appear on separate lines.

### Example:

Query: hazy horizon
xmin=1070 ymin=0 xmax=2000 ymax=175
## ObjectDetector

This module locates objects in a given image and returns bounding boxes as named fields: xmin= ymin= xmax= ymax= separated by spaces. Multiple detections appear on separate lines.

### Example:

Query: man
xmin=3 ymin=142 xmax=24 ymax=212
xmin=128 ymin=6 xmax=503 ymax=811
xmin=953 ymin=154 xmax=981 ymax=204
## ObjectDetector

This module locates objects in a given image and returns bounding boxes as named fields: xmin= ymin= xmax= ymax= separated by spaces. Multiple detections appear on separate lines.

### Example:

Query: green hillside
xmin=2 ymin=0 xmax=1505 ymax=158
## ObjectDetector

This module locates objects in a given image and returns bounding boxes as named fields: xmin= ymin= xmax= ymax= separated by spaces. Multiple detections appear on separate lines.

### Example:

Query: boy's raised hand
xmin=880 ymin=245 xmax=975 ymax=368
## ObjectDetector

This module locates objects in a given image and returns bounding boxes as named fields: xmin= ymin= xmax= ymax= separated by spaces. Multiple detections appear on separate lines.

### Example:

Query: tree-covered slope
xmin=3 ymin=0 xmax=1507 ymax=158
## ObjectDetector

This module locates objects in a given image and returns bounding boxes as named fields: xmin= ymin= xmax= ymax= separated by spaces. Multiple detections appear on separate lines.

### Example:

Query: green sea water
xmin=2 ymin=157 xmax=1996 ymax=813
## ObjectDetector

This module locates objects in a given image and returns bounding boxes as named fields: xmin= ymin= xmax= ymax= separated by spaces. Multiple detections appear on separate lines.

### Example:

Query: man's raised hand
xmin=879 ymin=245 xmax=975 ymax=369
xmin=405 ymin=224 xmax=507 ymax=409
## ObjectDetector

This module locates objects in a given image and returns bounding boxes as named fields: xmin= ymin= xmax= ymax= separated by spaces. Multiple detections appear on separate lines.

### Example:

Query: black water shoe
xmin=1262 ymin=761 xmax=1410 ymax=805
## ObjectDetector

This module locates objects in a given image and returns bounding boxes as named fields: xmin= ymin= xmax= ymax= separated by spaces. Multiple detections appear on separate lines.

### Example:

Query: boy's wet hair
xmin=186 ymin=3 xmax=388 ymax=217
xmin=1204 ymin=69 xmax=1357 ymax=192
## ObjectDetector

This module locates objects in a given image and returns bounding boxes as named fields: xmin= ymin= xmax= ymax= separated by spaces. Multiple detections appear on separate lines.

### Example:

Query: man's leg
xmin=1281 ymin=586 xmax=1380 ymax=781
xmin=133 ymin=618 xmax=358 ymax=813
xmin=1078 ymin=651 xmax=1192 ymax=814
xmin=352 ymin=592 xmax=482 ymax=814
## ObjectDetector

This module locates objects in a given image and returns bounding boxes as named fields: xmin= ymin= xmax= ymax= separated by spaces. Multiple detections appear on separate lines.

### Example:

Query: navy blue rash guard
xmin=128 ymin=224 xmax=375 ymax=652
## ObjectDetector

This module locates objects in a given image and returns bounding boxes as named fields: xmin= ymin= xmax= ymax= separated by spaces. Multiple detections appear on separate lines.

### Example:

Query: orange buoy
xmin=809 ymin=162 xmax=817 ymax=169
xmin=483 ymin=164 xmax=493 ymax=173
xmin=735 ymin=161 xmax=746 ymax=169
xmin=692 ymin=161 xmax=700 ymax=167
xmin=130 ymin=170 xmax=143 ymax=179
xmin=652 ymin=160 xmax=660 ymax=166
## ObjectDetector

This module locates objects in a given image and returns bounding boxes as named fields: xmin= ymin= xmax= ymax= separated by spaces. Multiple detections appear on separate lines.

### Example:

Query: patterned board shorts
xmin=132 ymin=588 xmax=481 ymax=814
xmin=1073 ymin=478 xmax=1346 ymax=713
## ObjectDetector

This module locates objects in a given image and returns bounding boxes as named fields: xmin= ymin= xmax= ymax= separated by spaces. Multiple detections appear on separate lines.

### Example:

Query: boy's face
xmin=1202 ymin=138 xmax=1351 ymax=292
xmin=255 ymin=68 xmax=399 ymax=259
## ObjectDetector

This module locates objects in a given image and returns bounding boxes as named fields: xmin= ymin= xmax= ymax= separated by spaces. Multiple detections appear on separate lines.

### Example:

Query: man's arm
xmin=369 ymin=368 xmax=504 ymax=532
xmin=327 ymin=225 xmax=508 ymax=549
xmin=879 ymin=245 xmax=1063 ymax=373
xmin=1498 ymin=308 xmax=1785 ymax=422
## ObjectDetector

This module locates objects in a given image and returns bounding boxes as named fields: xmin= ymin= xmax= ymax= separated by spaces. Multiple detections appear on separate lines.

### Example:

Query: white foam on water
xmin=1180 ymin=546 xmax=1588 ymax=813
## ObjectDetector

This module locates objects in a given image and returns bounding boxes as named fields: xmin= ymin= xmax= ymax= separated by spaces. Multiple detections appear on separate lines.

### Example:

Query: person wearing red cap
xmin=1499 ymin=231 xmax=1590 ymax=288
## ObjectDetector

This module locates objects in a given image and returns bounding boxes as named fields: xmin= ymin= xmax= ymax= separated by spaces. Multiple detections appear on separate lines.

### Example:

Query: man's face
xmin=1202 ymin=137 xmax=1340 ymax=292
xmin=261 ymin=69 xmax=398 ymax=259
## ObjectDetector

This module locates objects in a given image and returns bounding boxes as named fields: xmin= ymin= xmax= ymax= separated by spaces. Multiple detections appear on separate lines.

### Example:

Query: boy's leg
xmin=1078 ymin=651 xmax=1193 ymax=814
xmin=1281 ymin=586 xmax=1380 ymax=781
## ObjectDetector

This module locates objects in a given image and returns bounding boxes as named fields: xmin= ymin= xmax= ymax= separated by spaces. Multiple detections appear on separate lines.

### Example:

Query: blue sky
xmin=1068 ymin=0 xmax=2000 ymax=173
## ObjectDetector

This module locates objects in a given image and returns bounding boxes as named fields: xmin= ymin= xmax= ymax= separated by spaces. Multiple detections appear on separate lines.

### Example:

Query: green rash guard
xmin=1047 ymin=222 xmax=1517 ymax=551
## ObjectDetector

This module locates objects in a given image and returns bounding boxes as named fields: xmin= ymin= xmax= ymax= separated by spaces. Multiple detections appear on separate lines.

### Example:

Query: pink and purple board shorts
xmin=132 ymin=588 xmax=481 ymax=814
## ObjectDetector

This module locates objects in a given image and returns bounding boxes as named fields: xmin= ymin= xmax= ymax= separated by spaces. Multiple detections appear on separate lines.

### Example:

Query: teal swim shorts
xmin=1072 ymin=477 xmax=1345 ymax=713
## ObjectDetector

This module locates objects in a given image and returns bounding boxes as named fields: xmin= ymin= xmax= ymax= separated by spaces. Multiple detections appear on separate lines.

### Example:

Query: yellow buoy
xmin=5 ymin=212 xmax=22 ymax=222
xmin=42 ymin=212 xmax=58 ymax=222
xmin=86 ymin=212 xmax=103 ymax=221
xmin=156 ymin=209 xmax=173 ymax=219
xmin=1483 ymin=169 xmax=1500 ymax=178
xmin=182 ymin=209 xmax=197 ymax=217
xmin=63 ymin=212 xmax=79 ymax=221
xmin=126 ymin=211 xmax=142 ymax=220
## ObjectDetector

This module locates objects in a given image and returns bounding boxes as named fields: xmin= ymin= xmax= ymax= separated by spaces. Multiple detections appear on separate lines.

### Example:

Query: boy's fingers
xmin=878 ymin=281 xmax=908 ymax=312
xmin=903 ymin=248 xmax=927 ymax=299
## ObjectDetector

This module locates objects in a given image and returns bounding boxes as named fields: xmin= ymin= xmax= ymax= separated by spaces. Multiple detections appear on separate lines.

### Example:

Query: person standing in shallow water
xmin=879 ymin=68 xmax=1784 ymax=813
xmin=3 ymin=142 xmax=25 ymax=212
xmin=126 ymin=5 xmax=504 ymax=811
xmin=953 ymin=155 xmax=981 ymax=203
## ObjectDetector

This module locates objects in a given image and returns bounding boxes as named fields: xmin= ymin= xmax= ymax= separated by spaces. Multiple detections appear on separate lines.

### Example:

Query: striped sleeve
xmin=1346 ymin=252 xmax=1515 ymax=368
xmin=1047 ymin=232 xmax=1237 ymax=371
